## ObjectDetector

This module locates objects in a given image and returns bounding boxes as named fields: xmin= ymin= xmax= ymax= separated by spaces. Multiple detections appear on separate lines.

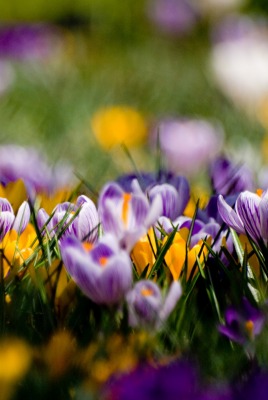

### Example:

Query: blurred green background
xmin=0 ymin=0 xmax=266 ymax=190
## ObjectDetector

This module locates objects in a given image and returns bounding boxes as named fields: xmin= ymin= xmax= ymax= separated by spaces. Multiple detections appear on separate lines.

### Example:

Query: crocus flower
xmin=0 ymin=145 xmax=75 ymax=197
xmin=217 ymin=190 xmax=268 ymax=246
xmin=0 ymin=198 xmax=30 ymax=241
xmin=117 ymin=170 xmax=190 ymax=199
xmin=103 ymin=359 xmax=202 ymax=400
xmin=0 ymin=23 xmax=63 ymax=61
xmin=218 ymin=297 xmax=264 ymax=345
xmin=59 ymin=234 xmax=133 ymax=305
xmin=148 ymin=183 xmax=185 ymax=220
xmin=98 ymin=180 xmax=162 ymax=252
xmin=126 ymin=279 xmax=182 ymax=329
xmin=209 ymin=156 xmax=254 ymax=196
xmin=91 ymin=105 xmax=147 ymax=149
xmin=150 ymin=118 xmax=223 ymax=176
xmin=37 ymin=195 xmax=99 ymax=243
xmin=211 ymin=16 xmax=268 ymax=112
xmin=146 ymin=0 xmax=199 ymax=37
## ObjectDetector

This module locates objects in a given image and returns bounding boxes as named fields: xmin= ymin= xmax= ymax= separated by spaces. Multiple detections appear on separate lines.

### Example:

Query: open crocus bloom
xmin=98 ymin=180 xmax=162 ymax=252
xmin=59 ymin=234 xmax=133 ymax=305
xmin=37 ymin=195 xmax=99 ymax=243
xmin=218 ymin=190 xmax=268 ymax=246
xmin=126 ymin=279 xmax=182 ymax=330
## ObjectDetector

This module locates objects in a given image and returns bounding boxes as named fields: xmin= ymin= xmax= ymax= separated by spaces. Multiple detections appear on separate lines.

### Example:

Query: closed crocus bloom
xmin=218 ymin=190 xmax=268 ymax=246
xmin=148 ymin=183 xmax=184 ymax=220
xmin=37 ymin=195 xmax=99 ymax=243
xmin=59 ymin=234 xmax=133 ymax=305
xmin=0 ymin=198 xmax=30 ymax=241
xmin=126 ymin=280 xmax=182 ymax=329
xmin=98 ymin=180 xmax=162 ymax=252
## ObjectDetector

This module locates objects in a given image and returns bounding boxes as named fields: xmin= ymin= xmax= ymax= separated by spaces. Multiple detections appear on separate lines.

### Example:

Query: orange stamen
xmin=141 ymin=287 xmax=153 ymax=297
xmin=256 ymin=188 xmax=263 ymax=197
xmin=83 ymin=242 xmax=93 ymax=252
xmin=122 ymin=193 xmax=132 ymax=226
xmin=99 ymin=256 xmax=108 ymax=267
xmin=245 ymin=320 xmax=254 ymax=339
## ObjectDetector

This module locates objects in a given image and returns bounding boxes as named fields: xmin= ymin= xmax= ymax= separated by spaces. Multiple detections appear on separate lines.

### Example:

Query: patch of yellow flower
xmin=0 ymin=224 xmax=37 ymax=278
xmin=132 ymin=227 xmax=208 ymax=281
xmin=91 ymin=105 xmax=147 ymax=149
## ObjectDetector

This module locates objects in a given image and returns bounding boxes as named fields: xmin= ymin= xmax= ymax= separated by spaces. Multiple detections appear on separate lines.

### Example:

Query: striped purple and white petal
xmin=37 ymin=208 xmax=55 ymax=236
xmin=0 ymin=198 xmax=15 ymax=240
xmin=12 ymin=201 xmax=30 ymax=234
xmin=0 ymin=198 xmax=14 ymax=213
xmin=259 ymin=190 xmax=268 ymax=244
xmin=217 ymin=195 xmax=245 ymax=235
xmin=236 ymin=191 xmax=262 ymax=244
xmin=148 ymin=183 xmax=181 ymax=220
xmin=0 ymin=211 xmax=15 ymax=240
xmin=72 ymin=196 xmax=99 ymax=243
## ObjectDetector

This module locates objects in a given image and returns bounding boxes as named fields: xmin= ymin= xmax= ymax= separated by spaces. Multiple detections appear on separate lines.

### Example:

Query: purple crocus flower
xmin=0 ymin=144 xmax=75 ymax=196
xmin=209 ymin=156 xmax=254 ymax=196
xmin=103 ymin=360 xmax=205 ymax=400
xmin=150 ymin=118 xmax=223 ymax=176
xmin=146 ymin=0 xmax=199 ymax=37
xmin=217 ymin=190 xmax=268 ymax=246
xmin=126 ymin=279 xmax=182 ymax=329
xmin=148 ymin=183 xmax=186 ymax=220
xmin=59 ymin=234 xmax=133 ymax=305
xmin=37 ymin=195 xmax=99 ymax=243
xmin=98 ymin=180 xmax=162 ymax=252
xmin=0 ymin=23 xmax=63 ymax=61
xmin=218 ymin=297 xmax=265 ymax=345
xmin=0 ymin=198 xmax=30 ymax=240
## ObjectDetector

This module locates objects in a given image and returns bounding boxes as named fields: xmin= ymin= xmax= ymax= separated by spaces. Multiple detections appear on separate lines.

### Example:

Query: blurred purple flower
xmin=235 ymin=370 xmax=268 ymax=400
xmin=60 ymin=234 xmax=133 ymax=305
xmin=219 ymin=297 xmax=264 ymax=345
xmin=0 ymin=23 xmax=63 ymax=61
xmin=0 ymin=198 xmax=30 ymax=240
xmin=37 ymin=195 xmax=99 ymax=243
xmin=98 ymin=180 xmax=162 ymax=252
xmin=146 ymin=0 xmax=199 ymax=36
xmin=126 ymin=279 xmax=182 ymax=329
xmin=218 ymin=190 xmax=268 ymax=246
xmin=209 ymin=157 xmax=254 ymax=196
xmin=103 ymin=359 xmax=231 ymax=400
xmin=150 ymin=118 xmax=223 ymax=176
xmin=0 ymin=145 xmax=75 ymax=196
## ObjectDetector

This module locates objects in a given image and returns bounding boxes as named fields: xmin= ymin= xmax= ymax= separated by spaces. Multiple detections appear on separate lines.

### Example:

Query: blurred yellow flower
xmin=184 ymin=186 xmax=209 ymax=218
xmin=0 ymin=338 xmax=31 ymax=398
xmin=91 ymin=105 xmax=147 ymax=149
xmin=37 ymin=188 xmax=73 ymax=214
xmin=0 ymin=179 xmax=27 ymax=213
